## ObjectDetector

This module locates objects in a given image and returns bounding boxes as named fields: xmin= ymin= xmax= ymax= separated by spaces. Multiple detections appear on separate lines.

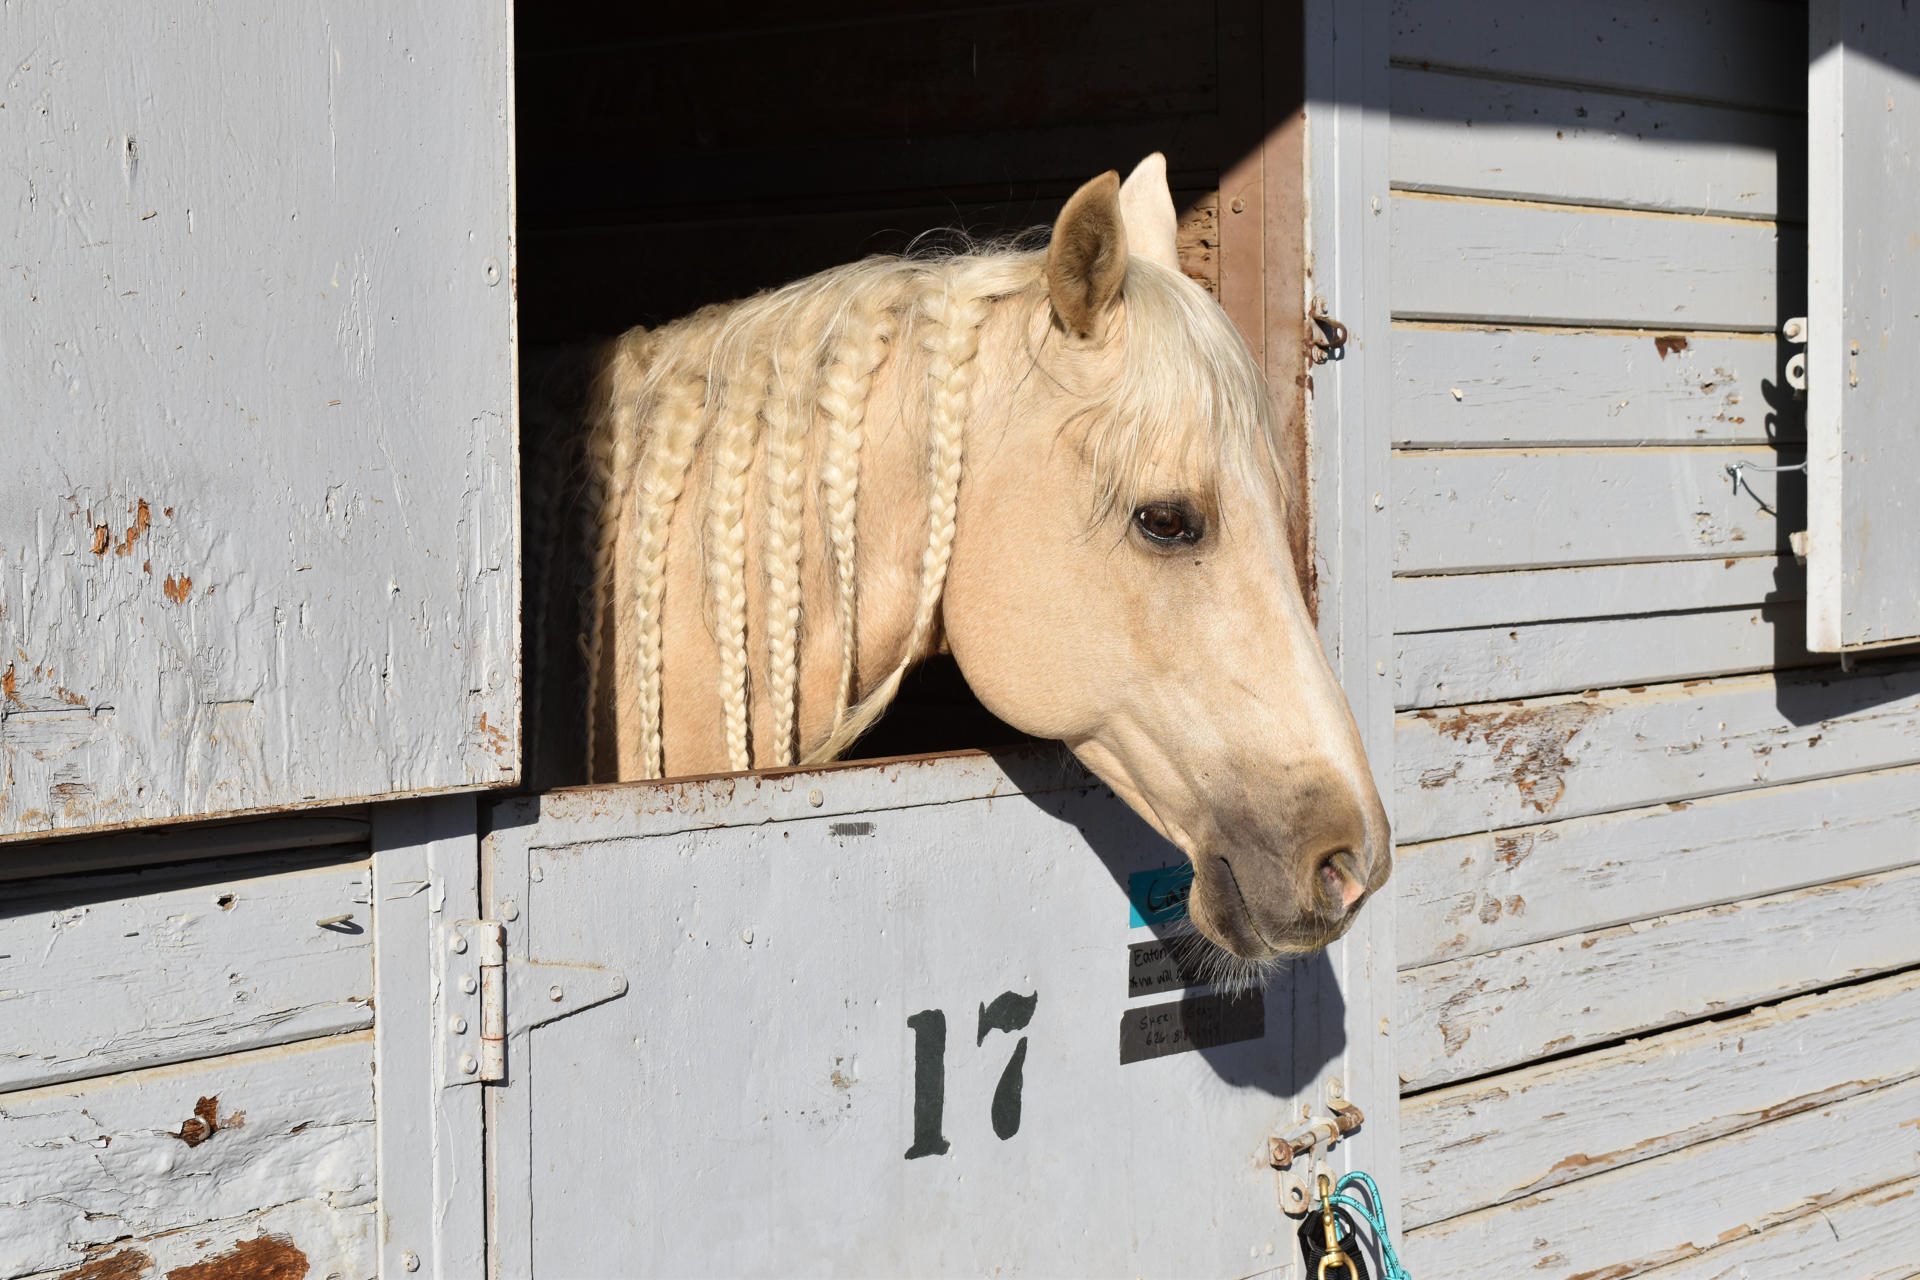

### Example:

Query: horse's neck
xmin=602 ymin=278 xmax=1023 ymax=781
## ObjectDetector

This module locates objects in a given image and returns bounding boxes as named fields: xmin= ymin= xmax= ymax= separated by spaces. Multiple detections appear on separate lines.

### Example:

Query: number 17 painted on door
xmin=904 ymin=991 xmax=1039 ymax=1159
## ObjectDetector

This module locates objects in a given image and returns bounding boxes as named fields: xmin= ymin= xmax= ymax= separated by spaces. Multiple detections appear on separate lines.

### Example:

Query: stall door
xmin=473 ymin=753 xmax=1384 ymax=1278
xmin=1807 ymin=1 xmax=1920 ymax=651
xmin=0 ymin=2 xmax=517 ymax=838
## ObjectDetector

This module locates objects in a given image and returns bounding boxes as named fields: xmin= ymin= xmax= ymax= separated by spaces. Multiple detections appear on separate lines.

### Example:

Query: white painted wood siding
xmin=0 ymin=1033 xmax=376 ymax=1280
xmin=0 ymin=3 xmax=518 ymax=839
xmin=1806 ymin=2 xmax=1920 ymax=649
xmin=0 ymin=849 xmax=373 ymax=1093
xmin=1384 ymin=6 xmax=1920 ymax=1275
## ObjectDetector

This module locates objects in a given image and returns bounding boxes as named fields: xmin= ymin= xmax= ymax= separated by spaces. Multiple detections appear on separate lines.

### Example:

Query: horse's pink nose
xmin=1321 ymin=851 xmax=1368 ymax=912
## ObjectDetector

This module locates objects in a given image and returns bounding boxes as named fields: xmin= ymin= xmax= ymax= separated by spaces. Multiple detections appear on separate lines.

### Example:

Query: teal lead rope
xmin=1330 ymin=1171 xmax=1413 ymax=1280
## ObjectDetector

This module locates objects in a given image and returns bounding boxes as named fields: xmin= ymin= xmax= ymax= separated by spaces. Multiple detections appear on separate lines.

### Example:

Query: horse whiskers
xmin=1164 ymin=923 xmax=1293 ymax=996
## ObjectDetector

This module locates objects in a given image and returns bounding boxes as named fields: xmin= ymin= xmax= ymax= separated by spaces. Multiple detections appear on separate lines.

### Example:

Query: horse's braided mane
xmin=584 ymin=242 xmax=1283 ymax=779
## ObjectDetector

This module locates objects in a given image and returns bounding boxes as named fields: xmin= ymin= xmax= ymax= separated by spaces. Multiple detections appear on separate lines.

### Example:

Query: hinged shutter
xmin=1 ymin=6 xmax=517 ymax=838
xmin=1807 ymin=3 xmax=1920 ymax=651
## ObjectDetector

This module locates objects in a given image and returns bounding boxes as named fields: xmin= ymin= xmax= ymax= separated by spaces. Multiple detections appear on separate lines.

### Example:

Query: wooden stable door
xmin=0 ymin=4 xmax=518 ymax=839
xmin=1807 ymin=1 xmax=1920 ymax=651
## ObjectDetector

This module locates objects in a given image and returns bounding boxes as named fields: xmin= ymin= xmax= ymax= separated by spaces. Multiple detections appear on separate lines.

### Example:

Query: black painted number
xmin=905 ymin=990 xmax=1038 ymax=1159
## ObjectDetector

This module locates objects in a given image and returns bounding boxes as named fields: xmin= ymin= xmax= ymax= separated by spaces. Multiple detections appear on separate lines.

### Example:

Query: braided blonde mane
xmin=584 ymin=241 xmax=1281 ymax=780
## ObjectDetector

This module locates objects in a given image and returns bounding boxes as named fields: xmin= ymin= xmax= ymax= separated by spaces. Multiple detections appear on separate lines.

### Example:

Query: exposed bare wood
xmin=1405 ymin=1073 xmax=1920 ymax=1278
xmin=1403 ymin=969 xmax=1920 ymax=1226
xmin=1398 ymin=764 xmax=1920 ymax=968
xmin=1636 ymin=1172 xmax=1920 ymax=1278
xmin=0 ymin=1034 xmax=375 ymax=1280
xmin=1393 ymin=659 xmax=1920 ymax=844
xmin=1398 ymin=863 xmax=1920 ymax=1090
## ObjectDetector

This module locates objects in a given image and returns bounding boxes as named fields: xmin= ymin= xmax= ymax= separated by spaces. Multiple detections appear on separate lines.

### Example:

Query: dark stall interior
xmin=514 ymin=1 xmax=1306 ymax=788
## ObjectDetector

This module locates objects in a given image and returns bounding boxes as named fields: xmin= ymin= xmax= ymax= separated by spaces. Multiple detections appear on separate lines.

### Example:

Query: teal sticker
xmin=1128 ymin=863 xmax=1194 ymax=927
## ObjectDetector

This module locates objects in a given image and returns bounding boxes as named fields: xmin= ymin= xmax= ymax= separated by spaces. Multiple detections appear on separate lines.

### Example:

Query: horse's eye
xmin=1133 ymin=503 xmax=1201 ymax=545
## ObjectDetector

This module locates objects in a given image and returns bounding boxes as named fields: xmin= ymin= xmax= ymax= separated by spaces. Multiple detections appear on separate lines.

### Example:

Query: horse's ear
xmin=1046 ymin=170 xmax=1128 ymax=342
xmin=1117 ymin=153 xmax=1180 ymax=271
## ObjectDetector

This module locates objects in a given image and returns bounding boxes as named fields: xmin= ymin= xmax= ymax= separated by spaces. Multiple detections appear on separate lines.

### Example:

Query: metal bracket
xmin=437 ymin=918 xmax=629 ymax=1088
xmin=506 ymin=956 xmax=629 ymax=1037
xmin=1309 ymin=296 xmax=1348 ymax=364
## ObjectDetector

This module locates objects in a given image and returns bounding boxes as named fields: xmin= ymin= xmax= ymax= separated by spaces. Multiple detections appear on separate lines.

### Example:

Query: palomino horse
xmin=578 ymin=155 xmax=1390 ymax=963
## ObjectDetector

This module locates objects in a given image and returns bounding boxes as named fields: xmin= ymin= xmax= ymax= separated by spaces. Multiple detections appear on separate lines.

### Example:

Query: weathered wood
xmin=1393 ymin=555 xmax=1795 ymax=634
xmin=0 ymin=853 xmax=372 ymax=1093
xmin=1392 ymin=446 xmax=1794 ymax=575
xmin=373 ymin=798 xmax=486 ymax=1279
xmin=1391 ymin=325 xmax=1796 ymax=448
xmin=0 ymin=5 xmax=518 ymax=838
xmin=1402 ymin=968 xmax=1920 ymax=1227
xmin=1395 ymin=603 xmax=1809 ymax=709
xmin=1388 ymin=0 xmax=1805 ymax=112
xmin=1390 ymin=67 xmax=1793 ymax=218
xmin=1397 ymin=764 xmax=1920 ymax=968
xmin=1397 ymin=863 xmax=1920 ymax=1090
xmin=1806 ymin=5 xmax=1920 ymax=651
xmin=1404 ymin=1072 xmax=1920 ymax=1277
xmin=1390 ymin=195 xmax=1784 ymax=330
xmin=1637 ymin=1173 xmax=1920 ymax=1279
xmin=0 ymin=1033 xmax=376 ymax=1279
xmin=1393 ymin=658 xmax=1920 ymax=843
xmin=0 ymin=815 xmax=368 ymax=883
xmin=18 ymin=1196 xmax=375 ymax=1280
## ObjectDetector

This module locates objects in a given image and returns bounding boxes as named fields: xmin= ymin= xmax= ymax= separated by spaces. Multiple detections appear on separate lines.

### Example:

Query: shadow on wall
xmin=996 ymin=746 xmax=1347 ymax=1098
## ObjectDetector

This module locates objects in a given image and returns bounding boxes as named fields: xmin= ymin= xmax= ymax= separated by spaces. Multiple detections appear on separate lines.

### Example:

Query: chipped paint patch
xmin=162 ymin=1234 xmax=306 ymax=1280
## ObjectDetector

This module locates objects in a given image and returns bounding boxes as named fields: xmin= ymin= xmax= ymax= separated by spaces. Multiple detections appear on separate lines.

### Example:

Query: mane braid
xmin=631 ymin=369 xmax=706 ymax=780
xmin=706 ymin=354 xmax=768 ymax=773
xmin=761 ymin=340 xmax=811 ymax=768
xmin=808 ymin=276 xmax=990 ymax=762
xmin=582 ymin=329 xmax=650 ymax=780
xmin=804 ymin=302 xmax=895 ymax=762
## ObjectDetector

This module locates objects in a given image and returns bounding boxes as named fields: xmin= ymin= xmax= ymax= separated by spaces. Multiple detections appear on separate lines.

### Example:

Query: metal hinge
xmin=438 ymin=918 xmax=630 ymax=1087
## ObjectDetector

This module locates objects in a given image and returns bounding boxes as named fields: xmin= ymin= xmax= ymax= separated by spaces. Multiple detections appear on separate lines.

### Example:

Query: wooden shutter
xmin=0 ymin=6 xmax=517 ymax=838
xmin=1807 ymin=2 xmax=1920 ymax=651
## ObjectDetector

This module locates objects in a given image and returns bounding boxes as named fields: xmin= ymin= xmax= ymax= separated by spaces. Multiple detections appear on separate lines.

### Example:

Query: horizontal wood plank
xmin=1636 ymin=1173 xmax=1920 ymax=1279
xmin=1397 ymin=864 xmax=1920 ymax=1090
xmin=1392 ymin=446 xmax=1795 ymax=575
xmin=1388 ymin=0 xmax=1805 ymax=112
xmin=1405 ymin=1071 xmax=1920 ymax=1277
xmin=1398 ymin=764 xmax=1920 ymax=969
xmin=1391 ymin=325 xmax=1797 ymax=449
xmin=1393 ymin=555 xmax=1797 ymax=633
xmin=1394 ymin=659 xmax=1920 ymax=843
xmin=0 ymin=1033 xmax=375 ymax=1279
xmin=1390 ymin=195 xmax=1785 ymax=330
xmin=0 ymin=814 xmax=368 ymax=882
xmin=1395 ymin=603 xmax=1809 ymax=708
xmin=0 ymin=853 xmax=373 ymax=1093
xmin=1390 ymin=66 xmax=1794 ymax=218
xmin=17 ymin=1196 xmax=375 ymax=1280
xmin=1402 ymin=968 xmax=1920 ymax=1227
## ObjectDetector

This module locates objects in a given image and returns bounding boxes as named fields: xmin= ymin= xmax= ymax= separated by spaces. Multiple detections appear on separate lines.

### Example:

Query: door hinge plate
xmin=438 ymin=918 xmax=628 ymax=1087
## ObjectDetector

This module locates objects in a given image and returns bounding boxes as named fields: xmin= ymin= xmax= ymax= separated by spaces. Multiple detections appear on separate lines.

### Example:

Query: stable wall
xmin=1382 ymin=1 xmax=1920 ymax=1273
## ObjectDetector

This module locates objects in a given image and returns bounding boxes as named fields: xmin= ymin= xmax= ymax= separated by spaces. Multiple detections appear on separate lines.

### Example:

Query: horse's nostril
xmin=1320 ymin=850 xmax=1366 ymax=913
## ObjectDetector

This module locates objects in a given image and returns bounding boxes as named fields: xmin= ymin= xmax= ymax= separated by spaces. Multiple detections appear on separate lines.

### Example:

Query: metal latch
xmin=1309 ymin=296 xmax=1348 ymax=364
xmin=439 ymin=918 xmax=630 ymax=1087
xmin=1269 ymin=1082 xmax=1365 ymax=1215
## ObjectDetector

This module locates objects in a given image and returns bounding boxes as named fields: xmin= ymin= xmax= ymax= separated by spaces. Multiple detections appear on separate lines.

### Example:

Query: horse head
xmin=941 ymin=156 xmax=1392 ymax=965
